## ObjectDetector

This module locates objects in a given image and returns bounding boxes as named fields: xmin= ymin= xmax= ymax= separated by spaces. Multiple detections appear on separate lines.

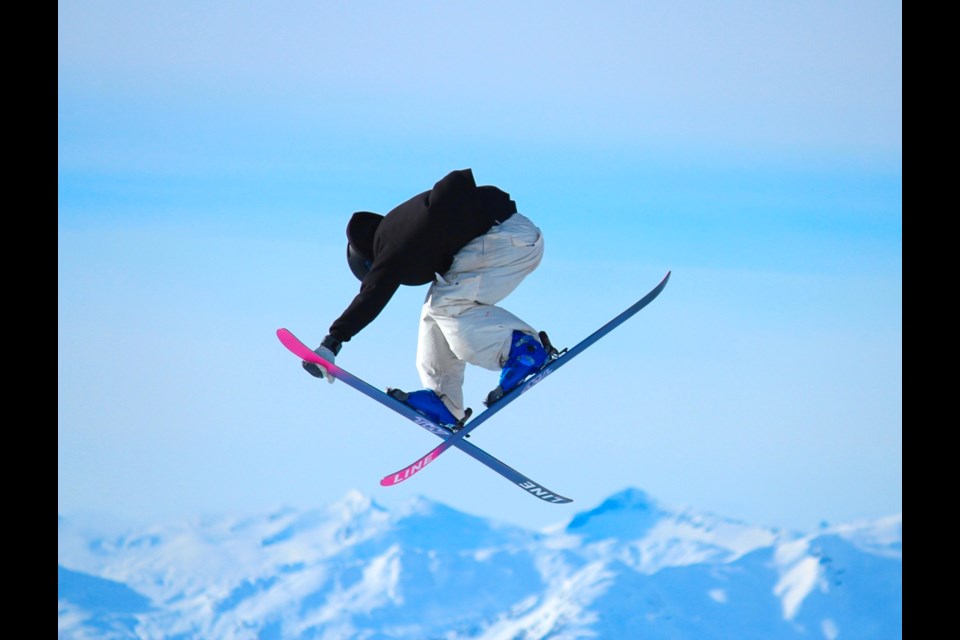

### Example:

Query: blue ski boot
xmin=388 ymin=388 xmax=464 ymax=429
xmin=485 ymin=330 xmax=549 ymax=406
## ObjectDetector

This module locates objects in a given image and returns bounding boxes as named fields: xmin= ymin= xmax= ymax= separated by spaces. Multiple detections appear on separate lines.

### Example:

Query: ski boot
xmin=484 ymin=330 xmax=560 ymax=407
xmin=388 ymin=388 xmax=472 ymax=431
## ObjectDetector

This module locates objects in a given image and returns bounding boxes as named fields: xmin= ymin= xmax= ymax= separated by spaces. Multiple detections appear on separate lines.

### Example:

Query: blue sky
xmin=58 ymin=1 xmax=901 ymax=533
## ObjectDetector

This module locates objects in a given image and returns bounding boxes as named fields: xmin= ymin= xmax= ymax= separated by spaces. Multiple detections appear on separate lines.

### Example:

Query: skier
xmin=301 ymin=168 xmax=549 ymax=427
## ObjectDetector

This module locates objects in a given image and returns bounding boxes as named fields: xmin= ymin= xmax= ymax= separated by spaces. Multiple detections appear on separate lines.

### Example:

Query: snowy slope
xmin=58 ymin=488 xmax=902 ymax=639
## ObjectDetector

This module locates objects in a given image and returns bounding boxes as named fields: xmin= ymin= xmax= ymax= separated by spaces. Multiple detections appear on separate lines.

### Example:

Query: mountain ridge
xmin=58 ymin=488 xmax=902 ymax=639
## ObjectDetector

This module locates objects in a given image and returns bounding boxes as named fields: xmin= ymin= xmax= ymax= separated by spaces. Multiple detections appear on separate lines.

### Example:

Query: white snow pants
xmin=417 ymin=212 xmax=544 ymax=419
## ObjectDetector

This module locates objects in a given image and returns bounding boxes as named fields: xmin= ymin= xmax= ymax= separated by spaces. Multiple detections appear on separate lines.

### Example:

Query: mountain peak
xmin=606 ymin=487 xmax=656 ymax=508
xmin=566 ymin=487 xmax=663 ymax=541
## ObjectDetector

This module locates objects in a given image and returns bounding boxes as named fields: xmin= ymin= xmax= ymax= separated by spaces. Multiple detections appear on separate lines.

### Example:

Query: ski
xmin=277 ymin=328 xmax=573 ymax=503
xmin=380 ymin=270 xmax=671 ymax=486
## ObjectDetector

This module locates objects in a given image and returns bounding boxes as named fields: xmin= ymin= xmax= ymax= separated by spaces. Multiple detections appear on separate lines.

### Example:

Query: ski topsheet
xmin=278 ymin=270 xmax=669 ymax=502
xmin=380 ymin=270 xmax=671 ymax=486
xmin=277 ymin=328 xmax=573 ymax=503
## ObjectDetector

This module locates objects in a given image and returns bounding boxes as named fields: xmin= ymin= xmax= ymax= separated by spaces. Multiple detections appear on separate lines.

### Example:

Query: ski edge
xmin=276 ymin=328 xmax=573 ymax=503
xmin=378 ymin=270 xmax=671 ymax=486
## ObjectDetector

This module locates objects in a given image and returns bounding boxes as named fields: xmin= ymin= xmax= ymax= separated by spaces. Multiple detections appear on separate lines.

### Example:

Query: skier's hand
xmin=302 ymin=335 xmax=341 ymax=384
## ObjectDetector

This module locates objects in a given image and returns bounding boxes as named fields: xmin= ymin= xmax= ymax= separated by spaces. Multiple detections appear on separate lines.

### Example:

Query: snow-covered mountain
xmin=57 ymin=488 xmax=902 ymax=639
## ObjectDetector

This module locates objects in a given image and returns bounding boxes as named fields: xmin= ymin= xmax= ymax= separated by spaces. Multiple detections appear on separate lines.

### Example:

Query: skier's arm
xmin=327 ymin=266 xmax=402 ymax=346
xmin=304 ymin=270 xmax=399 ymax=381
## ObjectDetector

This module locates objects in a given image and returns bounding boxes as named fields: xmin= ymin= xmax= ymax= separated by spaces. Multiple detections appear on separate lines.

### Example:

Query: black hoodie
xmin=329 ymin=168 xmax=517 ymax=343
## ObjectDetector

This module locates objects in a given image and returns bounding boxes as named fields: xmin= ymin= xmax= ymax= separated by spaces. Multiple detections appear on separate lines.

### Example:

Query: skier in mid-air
xmin=301 ymin=168 xmax=549 ymax=427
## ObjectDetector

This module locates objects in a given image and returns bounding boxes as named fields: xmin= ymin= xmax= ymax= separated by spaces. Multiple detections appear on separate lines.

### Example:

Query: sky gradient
xmin=58 ymin=1 xmax=901 ymax=533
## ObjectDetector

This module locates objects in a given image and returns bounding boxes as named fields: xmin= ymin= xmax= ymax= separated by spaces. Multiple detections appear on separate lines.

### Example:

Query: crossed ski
xmin=278 ymin=328 xmax=572 ymax=503
xmin=278 ymin=270 xmax=669 ymax=504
